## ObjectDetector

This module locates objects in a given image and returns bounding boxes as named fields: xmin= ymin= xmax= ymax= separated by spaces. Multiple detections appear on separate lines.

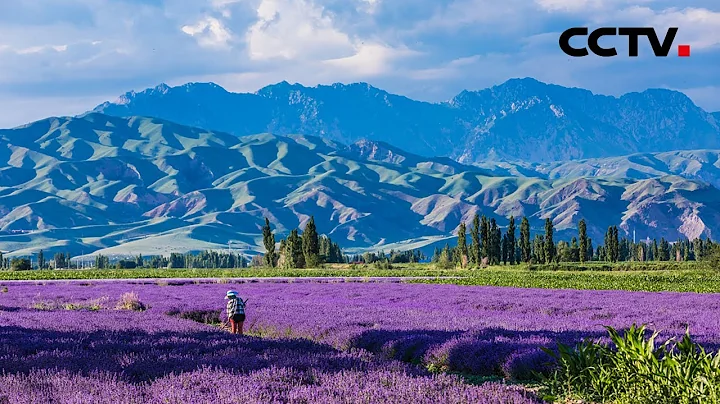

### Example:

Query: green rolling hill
xmin=1 ymin=113 xmax=719 ymax=259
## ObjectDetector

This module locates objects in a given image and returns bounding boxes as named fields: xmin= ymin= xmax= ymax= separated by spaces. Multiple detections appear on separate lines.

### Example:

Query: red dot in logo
xmin=678 ymin=45 xmax=691 ymax=57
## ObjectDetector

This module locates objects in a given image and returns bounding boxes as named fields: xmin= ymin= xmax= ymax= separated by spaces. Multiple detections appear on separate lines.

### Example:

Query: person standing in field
xmin=225 ymin=290 xmax=247 ymax=335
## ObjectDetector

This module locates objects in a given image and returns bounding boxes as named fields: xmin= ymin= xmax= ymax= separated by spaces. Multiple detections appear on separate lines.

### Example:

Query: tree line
xmin=4 ymin=214 xmax=720 ymax=271
xmin=261 ymin=216 xmax=345 ymax=269
xmin=433 ymin=215 xmax=720 ymax=268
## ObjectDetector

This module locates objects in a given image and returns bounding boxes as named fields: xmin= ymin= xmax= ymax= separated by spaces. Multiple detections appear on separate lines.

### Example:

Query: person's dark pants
xmin=229 ymin=313 xmax=245 ymax=334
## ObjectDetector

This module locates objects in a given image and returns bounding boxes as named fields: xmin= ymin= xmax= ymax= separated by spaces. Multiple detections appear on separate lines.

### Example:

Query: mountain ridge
xmin=91 ymin=78 xmax=720 ymax=163
xmin=1 ymin=113 xmax=720 ymax=258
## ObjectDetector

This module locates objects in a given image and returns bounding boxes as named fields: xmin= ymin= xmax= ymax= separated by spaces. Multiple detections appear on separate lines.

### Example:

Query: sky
xmin=0 ymin=0 xmax=719 ymax=128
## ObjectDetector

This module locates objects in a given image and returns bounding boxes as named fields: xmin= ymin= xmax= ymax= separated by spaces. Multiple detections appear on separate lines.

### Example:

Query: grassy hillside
xmin=1 ymin=113 xmax=720 ymax=258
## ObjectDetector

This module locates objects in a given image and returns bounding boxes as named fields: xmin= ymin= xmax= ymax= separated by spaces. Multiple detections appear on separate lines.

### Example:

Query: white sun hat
xmin=225 ymin=290 xmax=238 ymax=299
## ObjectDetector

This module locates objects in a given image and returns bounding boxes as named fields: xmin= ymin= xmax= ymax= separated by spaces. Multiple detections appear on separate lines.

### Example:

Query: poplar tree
xmin=570 ymin=237 xmax=580 ymax=262
xmin=262 ymin=217 xmax=276 ymax=267
xmin=520 ymin=216 xmax=531 ymax=263
xmin=507 ymin=216 xmax=516 ymax=265
xmin=302 ymin=216 xmax=320 ymax=268
xmin=457 ymin=222 xmax=468 ymax=265
xmin=501 ymin=233 xmax=509 ymax=265
xmin=544 ymin=218 xmax=555 ymax=264
xmin=533 ymin=234 xmax=545 ymax=263
xmin=470 ymin=214 xmax=481 ymax=266
xmin=489 ymin=218 xmax=500 ymax=265
xmin=578 ymin=219 xmax=588 ymax=263
xmin=284 ymin=229 xmax=305 ymax=269
xmin=612 ymin=226 xmax=620 ymax=262
xmin=480 ymin=215 xmax=490 ymax=261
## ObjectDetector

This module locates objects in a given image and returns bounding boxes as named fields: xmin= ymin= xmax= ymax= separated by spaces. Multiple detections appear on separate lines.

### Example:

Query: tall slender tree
xmin=480 ymin=215 xmax=490 ymax=261
xmin=470 ymin=214 xmax=481 ymax=266
xmin=302 ymin=216 xmax=320 ymax=267
xmin=578 ymin=219 xmax=588 ymax=263
xmin=501 ymin=233 xmax=509 ymax=265
xmin=283 ymin=229 xmax=305 ymax=269
xmin=262 ymin=217 xmax=276 ymax=268
xmin=603 ymin=227 xmax=611 ymax=261
xmin=520 ymin=217 xmax=531 ymax=263
xmin=612 ymin=226 xmax=620 ymax=262
xmin=457 ymin=222 xmax=468 ymax=266
xmin=489 ymin=219 xmax=501 ymax=265
xmin=37 ymin=250 xmax=45 ymax=269
xmin=533 ymin=234 xmax=545 ymax=263
xmin=544 ymin=218 xmax=555 ymax=264
xmin=507 ymin=216 xmax=516 ymax=265
xmin=570 ymin=237 xmax=580 ymax=262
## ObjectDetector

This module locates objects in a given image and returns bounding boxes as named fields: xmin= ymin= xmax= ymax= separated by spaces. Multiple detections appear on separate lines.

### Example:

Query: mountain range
xmin=1 ymin=112 xmax=719 ymax=258
xmin=93 ymin=78 xmax=720 ymax=164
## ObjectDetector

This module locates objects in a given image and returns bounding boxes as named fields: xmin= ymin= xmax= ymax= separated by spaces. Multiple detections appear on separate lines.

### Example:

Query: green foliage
xmin=435 ymin=244 xmax=454 ymax=269
xmin=10 ymin=258 xmax=31 ymax=271
xmin=262 ymin=217 xmax=277 ymax=268
xmin=356 ymin=249 xmax=422 ymax=265
xmin=54 ymin=253 xmax=69 ymax=269
xmin=0 ymin=267 xmax=466 ymax=281
xmin=373 ymin=259 xmax=393 ymax=270
xmin=456 ymin=222 xmax=468 ymax=267
xmin=115 ymin=259 xmax=137 ymax=269
xmin=701 ymin=243 xmax=720 ymax=269
xmin=544 ymin=218 xmax=555 ymax=264
xmin=319 ymin=236 xmax=341 ymax=263
xmin=95 ymin=254 xmax=110 ymax=269
xmin=302 ymin=217 xmax=320 ymax=268
xmin=578 ymin=219 xmax=588 ymax=263
xmin=480 ymin=215 xmax=489 ymax=261
xmin=282 ymin=229 xmax=305 ymax=269
xmin=520 ymin=217 xmax=531 ymax=263
xmin=489 ymin=219 xmax=501 ymax=265
xmin=470 ymin=214 xmax=481 ymax=266
xmin=507 ymin=216 xmax=516 ymax=265
xmin=539 ymin=324 xmax=720 ymax=404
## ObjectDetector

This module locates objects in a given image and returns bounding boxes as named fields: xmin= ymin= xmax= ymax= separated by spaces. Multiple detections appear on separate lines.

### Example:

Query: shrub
xmin=1 ymin=287 xmax=7 ymax=293
xmin=115 ymin=292 xmax=147 ymax=311
xmin=10 ymin=258 xmax=31 ymax=271
xmin=373 ymin=259 xmax=393 ymax=270
xmin=115 ymin=260 xmax=137 ymax=269
xmin=539 ymin=324 xmax=720 ymax=403
xmin=704 ymin=244 xmax=720 ymax=270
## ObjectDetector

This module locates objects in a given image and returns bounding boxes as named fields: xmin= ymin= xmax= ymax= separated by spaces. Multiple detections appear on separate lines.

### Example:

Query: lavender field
xmin=1 ymin=279 xmax=719 ymax=403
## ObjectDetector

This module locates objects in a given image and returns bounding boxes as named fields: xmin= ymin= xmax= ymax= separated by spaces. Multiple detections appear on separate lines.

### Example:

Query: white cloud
xmin=358 ymin=0 xmax=381 ymax=14
xmin=246 ymin=0 xmax=355 ymax=61
xmin=535 ymin=0 xmax=653 ymax=13
xmin=0 ymin=0 xmax=718 ymax=127
xmin=323 ymin=43 xmax=416 ymax=76
xmin=182 ymin=16 xmax=234 ymax=49
xmin=15 ymin=44 xmax=69 ymax=54
xmin=646 ymin=7 xmax=720 ymax=49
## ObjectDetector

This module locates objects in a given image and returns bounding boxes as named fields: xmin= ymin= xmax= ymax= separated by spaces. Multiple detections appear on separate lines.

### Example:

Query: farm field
xmin=1 ymin=279 xmax=719 ymax=403
xmin=3 ymin=262 xmax=720 ymax=294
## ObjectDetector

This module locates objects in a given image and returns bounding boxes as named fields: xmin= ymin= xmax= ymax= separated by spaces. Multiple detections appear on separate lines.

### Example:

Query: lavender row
xmin=0 ymin=308 xmax=539 ymax=403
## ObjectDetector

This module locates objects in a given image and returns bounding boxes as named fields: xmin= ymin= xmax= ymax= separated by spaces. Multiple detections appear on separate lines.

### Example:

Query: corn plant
xmin=539 ymin=323 xmax=720 ymax=403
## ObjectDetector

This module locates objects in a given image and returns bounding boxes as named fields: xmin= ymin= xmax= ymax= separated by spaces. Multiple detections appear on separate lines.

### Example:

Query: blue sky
xmin=0 ymin=0 xmax=719 ymax=128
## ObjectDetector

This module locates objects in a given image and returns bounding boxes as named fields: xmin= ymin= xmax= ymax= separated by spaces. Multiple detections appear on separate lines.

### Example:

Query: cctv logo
xmin=560 ymin=27 xmax=691 ymax=57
